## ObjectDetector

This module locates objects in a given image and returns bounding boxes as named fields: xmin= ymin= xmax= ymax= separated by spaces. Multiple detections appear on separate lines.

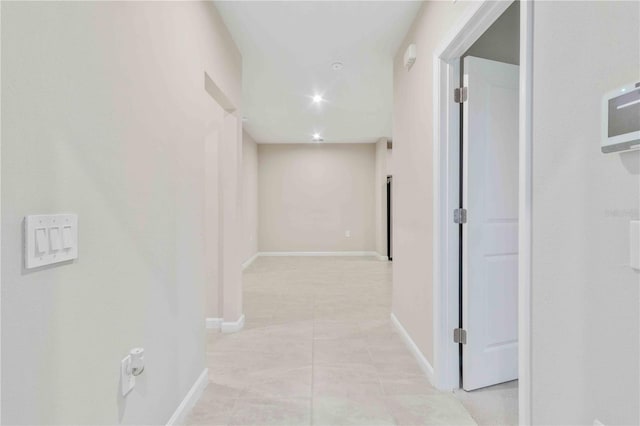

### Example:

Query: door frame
xmin=431 ymin=1 xmax=532 ymax=425
xmin=386 ymin=175 xmax=392 ymax=261
xmin=0 ymin=3 xmax=3 ymax=417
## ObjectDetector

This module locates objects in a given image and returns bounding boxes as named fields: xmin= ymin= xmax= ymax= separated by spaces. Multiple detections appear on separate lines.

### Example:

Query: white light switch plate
xmin=24 ymin=214 xmax=78 ymax=269
xmin=631 ymin=221 xmax=640 ymax=271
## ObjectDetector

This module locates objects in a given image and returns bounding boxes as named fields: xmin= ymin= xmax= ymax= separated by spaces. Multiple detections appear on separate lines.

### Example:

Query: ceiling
xmin=215 ymin=1 xmax=422 ymax=144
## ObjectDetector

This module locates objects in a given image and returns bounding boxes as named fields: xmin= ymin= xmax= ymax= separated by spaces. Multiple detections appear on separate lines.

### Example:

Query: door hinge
xmin=453 ymin=208 xmax=467 ymax=224
xmin=453 ymin=328 xmax=467 ymax=344
xmin=454 ymin=87 xmax=468 ymax=103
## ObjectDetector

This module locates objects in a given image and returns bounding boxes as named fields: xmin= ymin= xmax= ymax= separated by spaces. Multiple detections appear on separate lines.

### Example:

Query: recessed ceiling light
xmin=312 ymin=94 xmax=323 ymax=103
xmin=331 ymin=62 xmax=344 ymax=71
xmin=312 ymin=133 xmax=323 ymax=142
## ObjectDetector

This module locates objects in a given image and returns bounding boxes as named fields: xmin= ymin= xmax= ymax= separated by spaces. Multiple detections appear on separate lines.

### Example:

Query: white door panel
xmin=462 ymin=56 xmax=519 ymax=391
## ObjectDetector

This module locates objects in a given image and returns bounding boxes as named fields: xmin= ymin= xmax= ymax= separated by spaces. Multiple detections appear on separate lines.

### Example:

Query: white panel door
xmin=462 ymin=56 xmax=519 ymax=391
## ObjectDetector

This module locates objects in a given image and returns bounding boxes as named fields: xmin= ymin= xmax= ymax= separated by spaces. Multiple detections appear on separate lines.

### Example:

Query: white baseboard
xmin=242 ymin=252 xmax=259 ymax=270
xmin=375 ymin=253 xmax=389 ymax=261
xmin=390 ymin=313 xmax=435 ymax=385
xmin=258 ymin=251 xmax=379 ymax=257
xmin=221 ymin=314 xmax=245 ymax=333
xmin=166 ymin=368 xmax=208 ymax=426
xmin=205 ymin=317 xmax=222 ymax=329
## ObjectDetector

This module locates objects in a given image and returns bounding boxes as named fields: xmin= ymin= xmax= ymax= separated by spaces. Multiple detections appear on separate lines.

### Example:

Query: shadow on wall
xmin=620 ymin=150 xmax=640 ymax=175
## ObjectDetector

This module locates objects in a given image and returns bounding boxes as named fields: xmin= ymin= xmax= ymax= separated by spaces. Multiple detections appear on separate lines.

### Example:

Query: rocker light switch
xmin=49 ymin=227 xmax=61 ymax=251
xmin=35 ymin=228 xmax=48 ymax=254
xmin=25 ymin=214 xmax=78 ymax=269
xmin=62 ymin=226 xmax=73 ymax=249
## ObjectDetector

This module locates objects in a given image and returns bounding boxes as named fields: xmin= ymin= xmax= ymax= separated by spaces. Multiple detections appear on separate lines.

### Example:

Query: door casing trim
xmin=431 ymin=1 xmax=532 ymax=424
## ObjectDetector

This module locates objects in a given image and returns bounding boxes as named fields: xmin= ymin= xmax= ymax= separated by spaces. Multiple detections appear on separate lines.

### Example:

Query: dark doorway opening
xmin=386 ymin=175 xmax=392 ymax=261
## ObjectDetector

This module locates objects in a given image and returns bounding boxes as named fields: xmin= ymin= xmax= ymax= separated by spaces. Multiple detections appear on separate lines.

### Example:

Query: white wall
xmin=204 ymin=104 xmax=239 ymax=322
xmin=394 ymin=0 xmax=639 ymax=423
xmin=258 ymin=143 xmax=376 ymax=253
xmin=531 ymin=2 xmax=639 ymax=425
xmin=392 ymin=0 xmax=473 ymax=364
xmin=219 ymin=113 xmax=244 ymax=323
xmin=1 ymin=2 xmax=241 ymax=424
xmin=242 ymin=131 xmax=259 ymax=262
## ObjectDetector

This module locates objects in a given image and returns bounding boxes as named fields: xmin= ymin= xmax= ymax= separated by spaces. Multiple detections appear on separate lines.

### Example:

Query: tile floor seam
xmin=311 ymin=277 xmax=317 ymax=426
xmin=225 ymin=396 xmax=241 ymax=426
xmin=369 ymin=343 xmax=397 ymax=425
xmin=189 ymin=257 xmax=505 ymax=426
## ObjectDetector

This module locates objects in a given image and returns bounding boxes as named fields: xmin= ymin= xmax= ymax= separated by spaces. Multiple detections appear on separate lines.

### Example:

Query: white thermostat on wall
xmin=602 ymin=81 xmax=640 ymax=153
xmin=24 ymin=214 xmax=78 ymax=269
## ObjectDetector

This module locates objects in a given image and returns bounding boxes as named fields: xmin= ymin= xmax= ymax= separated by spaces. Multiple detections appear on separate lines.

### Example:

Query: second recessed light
xmin=312 ymin=94 xmax=323 ymax=103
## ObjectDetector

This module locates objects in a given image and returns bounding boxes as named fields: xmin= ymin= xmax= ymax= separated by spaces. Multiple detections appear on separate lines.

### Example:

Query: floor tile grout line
xmin=193 ymin=258 xmax=486 ymax=426
xmin=310 ymin=271 xmax=317 ymax=426
xmin=366 ymin=339 xmax=398 ymax=425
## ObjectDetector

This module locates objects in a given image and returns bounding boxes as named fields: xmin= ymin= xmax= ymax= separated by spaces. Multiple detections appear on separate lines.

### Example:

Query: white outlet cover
xmin=121 ymin=355 xmax=135 ymax=396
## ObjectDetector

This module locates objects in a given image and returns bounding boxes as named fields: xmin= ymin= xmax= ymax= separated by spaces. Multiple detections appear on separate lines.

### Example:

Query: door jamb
xmin=386 ymin=175 xmax=392 ymax=261
xmin=0 ymin=3 xmax=3 ymax=417
xmin=431 ymin=1 xmax=532 ymax=425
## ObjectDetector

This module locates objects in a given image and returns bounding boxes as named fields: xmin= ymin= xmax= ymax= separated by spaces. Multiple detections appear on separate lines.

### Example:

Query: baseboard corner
xmin=205 ymin=317 xmax=222 ymax=329
xmin=242 ymin=253 xmax=259 ymax=270
xmin=221 ymin=314 xmax=245 ymax=333
xmin=375 ymin=253 xmax=389 ymax=261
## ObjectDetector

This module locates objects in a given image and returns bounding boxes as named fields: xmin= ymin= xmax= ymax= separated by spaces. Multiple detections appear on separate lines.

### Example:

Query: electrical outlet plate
xmin=121 ymin=355 xmax=135 ymax=396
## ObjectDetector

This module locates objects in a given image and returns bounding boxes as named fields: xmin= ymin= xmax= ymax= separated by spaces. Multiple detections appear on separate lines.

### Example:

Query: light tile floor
xmin=186 ymin=256 xmax=479 ymax=425
xmin=454 ymin=381 xmax=518 ymax=426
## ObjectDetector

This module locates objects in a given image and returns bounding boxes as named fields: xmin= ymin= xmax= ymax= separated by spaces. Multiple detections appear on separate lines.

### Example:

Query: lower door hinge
xmin=454 ymin=87 xmax=468 ymax=103
xmin=453 ymin=328 xmax=467 ymax=344
xmin=453 ymin=208 xmax=467 ymax=224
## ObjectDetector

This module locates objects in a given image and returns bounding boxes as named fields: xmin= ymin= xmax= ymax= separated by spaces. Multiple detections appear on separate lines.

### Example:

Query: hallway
xmin=187 ymin=257 xmax=476 ymax=425
xmin=2 ymin=1 xmax=638 ymax=424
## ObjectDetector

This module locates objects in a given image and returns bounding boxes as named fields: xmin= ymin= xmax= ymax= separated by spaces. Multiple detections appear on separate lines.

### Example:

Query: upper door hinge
xmin=453 ymin=328 xmax=467 ymax=344
xmin=453 ymin=208 xmax=467 ymax=224
xmin=454 ymin=87 xmax=468 ymax=103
